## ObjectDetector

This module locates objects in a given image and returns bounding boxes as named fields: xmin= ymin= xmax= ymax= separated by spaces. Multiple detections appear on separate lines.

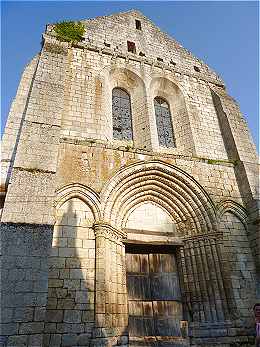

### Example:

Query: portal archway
xmin=101 ymin=160 xmax=217 ymax=236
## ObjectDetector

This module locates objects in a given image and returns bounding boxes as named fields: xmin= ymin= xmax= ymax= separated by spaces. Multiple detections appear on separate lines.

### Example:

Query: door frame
xmin=124 ymin=241 xmax=189 ymax=343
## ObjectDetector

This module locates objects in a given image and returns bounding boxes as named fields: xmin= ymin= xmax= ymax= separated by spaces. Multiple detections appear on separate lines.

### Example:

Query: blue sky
xmin=1 ymin=1 xmax=259 ymax=150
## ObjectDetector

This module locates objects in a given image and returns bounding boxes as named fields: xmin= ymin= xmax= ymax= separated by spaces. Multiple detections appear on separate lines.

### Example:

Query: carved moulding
xmin=54 ymin=183 xmax=101 ymax=222
xmin=101 ymin=160 xmax=217 ymax=237
xmin=216 ymin=199 xmax=248 ymax=228
xmin=93 ymin=221 xmax=127 ymax=243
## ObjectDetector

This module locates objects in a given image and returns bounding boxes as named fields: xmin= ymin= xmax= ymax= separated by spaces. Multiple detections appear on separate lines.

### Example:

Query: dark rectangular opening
xmin=127 ymin=41 xmax=136 ymax=54
xmin=157 ymin=57 xmax=163 ymax=62
xmin=135 ymin=19 xmax=142 ymax=30
xmin=125 ymin=243 xmax=177 ymax=254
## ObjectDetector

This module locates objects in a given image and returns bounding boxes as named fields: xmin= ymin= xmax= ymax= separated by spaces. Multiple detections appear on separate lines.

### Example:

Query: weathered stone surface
xmin=61 ymin=334 xmax=77 ymax=346
xmin=1 ymin=9 xmax=258 ymax=347
xmin=7 ymin=335 xmax=28 ymax=347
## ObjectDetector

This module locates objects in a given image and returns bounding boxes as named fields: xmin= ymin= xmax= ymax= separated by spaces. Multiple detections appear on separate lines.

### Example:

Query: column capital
xmin=93 ymin=222 xmax=127 ymax=242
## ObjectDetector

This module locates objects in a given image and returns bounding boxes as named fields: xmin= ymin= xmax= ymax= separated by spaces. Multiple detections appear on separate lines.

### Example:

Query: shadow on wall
xmin=43 ymin=198 xmax=96 ymax=347
xmin=219 ymin=211 xmax=257 ymax=327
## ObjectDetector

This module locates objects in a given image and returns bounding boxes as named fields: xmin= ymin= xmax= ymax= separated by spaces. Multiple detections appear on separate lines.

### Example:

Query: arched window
xmin=154 ymin=97 xmax=175 ymax=147
xmin=112 ymin=88 xmax=133 ymax=140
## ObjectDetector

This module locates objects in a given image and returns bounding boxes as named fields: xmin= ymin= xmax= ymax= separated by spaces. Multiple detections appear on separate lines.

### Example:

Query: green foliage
xmin=54 ymin=21 xmax=85 ymax=43
xmin=193 ymin=156 xmax=240 ymax=166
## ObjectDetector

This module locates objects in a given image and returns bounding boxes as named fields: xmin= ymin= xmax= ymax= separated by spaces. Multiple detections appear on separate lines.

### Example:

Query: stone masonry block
xmin=64 ymin=310 xmax=82 ymax=323
xmin=19 ymin=322 xmax=44 ymax=334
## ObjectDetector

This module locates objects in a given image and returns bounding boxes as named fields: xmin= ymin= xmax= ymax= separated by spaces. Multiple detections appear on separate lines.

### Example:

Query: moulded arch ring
xmin=54 ymin=183 xmax=101 ymax=222
xmin=217 ymin=199 xmax=248 ymax=227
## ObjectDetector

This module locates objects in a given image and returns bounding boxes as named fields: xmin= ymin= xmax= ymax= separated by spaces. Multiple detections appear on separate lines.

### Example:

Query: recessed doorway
xmin=125 ymin=244 xmax=187 ymax=346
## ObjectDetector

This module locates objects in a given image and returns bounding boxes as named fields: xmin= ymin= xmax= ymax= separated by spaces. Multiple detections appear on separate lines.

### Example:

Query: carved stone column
xmin=179 ymin=232 xmax=234 ymax=345
xmin=91 ymin=223 xmax=128 ymax=347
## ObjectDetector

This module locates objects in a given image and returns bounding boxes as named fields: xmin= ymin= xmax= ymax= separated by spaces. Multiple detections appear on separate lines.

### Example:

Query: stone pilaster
xmin=91 ymin=223 xmax=128 ymax=347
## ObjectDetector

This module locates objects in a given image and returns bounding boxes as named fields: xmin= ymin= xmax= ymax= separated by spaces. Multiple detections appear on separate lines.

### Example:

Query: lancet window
xmin=112 ymin=88 xmax=133 ymax=140
xmin=154 ymin=97 xmax=175 ymax=147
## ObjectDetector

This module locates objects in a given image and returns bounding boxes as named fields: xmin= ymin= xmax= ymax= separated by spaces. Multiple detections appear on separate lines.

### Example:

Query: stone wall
xmin=1 ymin=9 xmax=259 ymax=347
xmin=1 ymin=223 xmax=53 ymax=347
xmin=43 ymin=198 xmax=95 ymax=346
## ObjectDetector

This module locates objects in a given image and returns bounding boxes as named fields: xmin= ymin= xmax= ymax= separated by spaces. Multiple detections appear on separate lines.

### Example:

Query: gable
xmin=79 ymin=9 xmax=221 ymax=83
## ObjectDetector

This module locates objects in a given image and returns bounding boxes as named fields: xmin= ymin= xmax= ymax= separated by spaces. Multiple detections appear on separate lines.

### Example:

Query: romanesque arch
xmin=43 ymin=185 xmax=101 ymax=344
xmin=101 ymin=160 xmax=217 ymax=235
xmin=54 ymin=183 xmax=101 ymax=221
xmin=217 ymin=200 xmax=256 ymax=323
xmin=149 ymin=77 xmax=195 ymax=154
xmin=99 ymin=161 xmax=234 ymax=328
xmin=100 ymin=66 xmax=151 ymax=149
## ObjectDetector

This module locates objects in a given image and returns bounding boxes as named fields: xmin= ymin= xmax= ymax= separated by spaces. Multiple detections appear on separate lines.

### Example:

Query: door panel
xmin=127 ymin=274 xmax=151 ymax=301
xmin=127 ymin=250 xmax=183 ymax=341
xmin=150 ymin=273 xmax=181 ymax=300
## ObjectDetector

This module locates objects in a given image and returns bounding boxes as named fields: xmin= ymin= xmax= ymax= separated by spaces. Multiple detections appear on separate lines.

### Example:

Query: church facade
xmin=1 ymin=10 xmax=259 ymax=347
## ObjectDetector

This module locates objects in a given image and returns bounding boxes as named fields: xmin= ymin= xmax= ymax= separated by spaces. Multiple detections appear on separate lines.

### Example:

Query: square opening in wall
xmin=127 ymin=41 xmax=136 ymax=54
xmin=135 ymin=19 xmax=142 ymax=30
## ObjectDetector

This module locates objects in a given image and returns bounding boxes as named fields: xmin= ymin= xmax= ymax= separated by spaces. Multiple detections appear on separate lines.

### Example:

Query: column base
xmin=190 ymin=321 xmax=255 ymax=346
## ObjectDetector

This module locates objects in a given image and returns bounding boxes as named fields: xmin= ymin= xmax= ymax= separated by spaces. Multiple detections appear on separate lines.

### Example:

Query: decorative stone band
xmin=183 ymin=231 xmax=223 ymax=242
xmin=93 ymin=222 xmax=127 ymax=243
xmin=42 ymin=33 xmax=224 ymax=87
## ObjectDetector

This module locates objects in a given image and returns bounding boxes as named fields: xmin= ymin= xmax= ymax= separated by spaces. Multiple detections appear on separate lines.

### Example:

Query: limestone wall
xmin=1 ymin=9 xmax=259 ymax=347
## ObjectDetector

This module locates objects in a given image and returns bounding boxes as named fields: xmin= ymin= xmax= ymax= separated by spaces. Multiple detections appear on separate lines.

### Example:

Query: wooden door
xmin=126 ymin=249 xmax=183 ymax=341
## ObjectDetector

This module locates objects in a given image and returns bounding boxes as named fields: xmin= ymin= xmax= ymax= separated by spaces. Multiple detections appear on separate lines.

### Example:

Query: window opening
xmin=194 ymin=66 xmax=200 ymax=72
xmin=135 ymin=19 xmax=142 ymax=30
xmin=127 ymin=41 xmax=136 ymax=54
xmin=154 ymin=97 xmax=175 ymax=148
xmin=112 ymin=88 xmax=133 ymax=141
xmin=157 ymin=57 xmax=163 ymax=62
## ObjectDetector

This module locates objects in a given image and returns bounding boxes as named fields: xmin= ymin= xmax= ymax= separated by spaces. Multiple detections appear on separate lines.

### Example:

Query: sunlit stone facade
xmin=1 ymin=10 xmax=259 ymax=347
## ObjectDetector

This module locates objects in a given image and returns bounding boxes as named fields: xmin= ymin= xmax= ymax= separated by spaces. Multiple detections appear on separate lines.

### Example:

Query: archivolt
xmin=101 ymin=160 xmax=217 ymax=235
xmin=217 ymin=199 xmax=248 ymax=227
xmin=54 ymin=183 xmax=101 ymax=221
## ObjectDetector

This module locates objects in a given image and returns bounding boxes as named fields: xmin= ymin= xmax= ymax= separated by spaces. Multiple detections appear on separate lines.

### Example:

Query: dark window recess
xmin=139 ymin=52 xmax=146 ymax=57
xmin=127 ymin=41 xmax=136 ymax=54
xmin=112 ymin=88 xmax=133 ymax=141
xmin=104 ymin=42 xmax=111 ymax=47
xmin=170 ymin=60 xmax=176 ymax=66
xmin=194 ymin=66 xmax=200 ymax=72
xmin=157 ymin=57 xmax=163 ymax=62
xmin=135 ymin=19 xmax=142 ymax=30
